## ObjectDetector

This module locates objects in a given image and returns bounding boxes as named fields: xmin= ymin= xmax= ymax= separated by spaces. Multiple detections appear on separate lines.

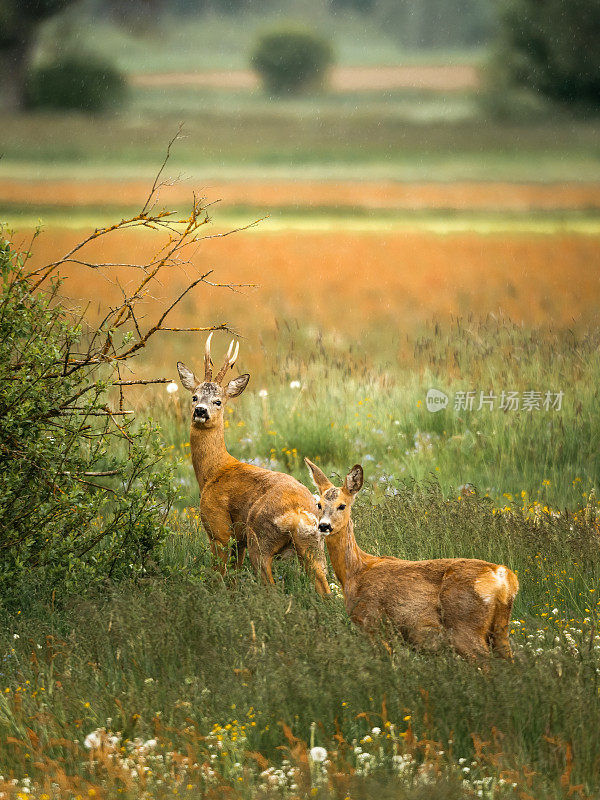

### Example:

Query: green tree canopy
xmin=0 ymin=0 xmax=78 ymax=109
xmin=499 ymin=0 xmax=600 ymax=108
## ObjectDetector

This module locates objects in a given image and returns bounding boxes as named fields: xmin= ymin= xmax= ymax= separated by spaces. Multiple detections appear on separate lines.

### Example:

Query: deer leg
xmin=446 ymin=626 xmax=491 ymax=661
xmin=292 ymin=536 xmax=331 ymax=597
xmin=201 ymin=511 xmax=236 ymax=575
xmin=230 ymin=538 xmax=247 ymax=570
xmin=208 ymin=537 xmax=230 ymax=575
xmin=247 ymin=529 xmax=276 ymax=586
xmin=406 ymin=623 xmax=446 ymax=653
xmin=440 ymin=571 xmax=495 ymax=660
xmin=489 ymin=599 xmax=514 ymax=660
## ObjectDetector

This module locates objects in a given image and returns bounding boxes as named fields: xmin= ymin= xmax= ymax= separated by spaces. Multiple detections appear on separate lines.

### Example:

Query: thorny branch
xmin=11 ymin=141 xmax=258 ymax=428
xmin=0 ymin=139 xmax=261 ymax=532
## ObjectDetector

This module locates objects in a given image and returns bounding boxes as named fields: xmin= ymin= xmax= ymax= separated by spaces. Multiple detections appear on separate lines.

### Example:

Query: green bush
xmin=250 ymin=25 xmax=334 ymax=95
xmin=0 ymin=236 xmax=174 ymax=606
xmin=497 ymin=0 xmax=600 ymax=110
xmin=27 ymin=53 xmax=126 ymax=112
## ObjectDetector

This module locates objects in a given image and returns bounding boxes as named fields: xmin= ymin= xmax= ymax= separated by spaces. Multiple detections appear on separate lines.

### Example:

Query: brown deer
xmin=305 ymin=458 xmax=518 ymax=659
xmin=176 ymin=335 xmax=330 ymax=596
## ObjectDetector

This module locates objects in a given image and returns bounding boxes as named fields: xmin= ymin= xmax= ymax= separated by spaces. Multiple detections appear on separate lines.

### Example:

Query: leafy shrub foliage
xmin=27 ymin=54 xmax=126 ymax=112
xmin=250 ymin=26 xmax=334 ymax=95
xmin=0 ymin=236 xmax=175 ymax=604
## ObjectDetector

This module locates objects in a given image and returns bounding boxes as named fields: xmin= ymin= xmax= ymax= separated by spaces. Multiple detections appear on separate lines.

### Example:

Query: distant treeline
xmin=373 ymin=0 xmax=495 ymax=49
xmin=85 ymin=0 xmax=496 ymax=49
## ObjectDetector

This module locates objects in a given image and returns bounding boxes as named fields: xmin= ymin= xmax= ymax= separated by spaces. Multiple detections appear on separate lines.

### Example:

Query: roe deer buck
xmin=176 ymin=335 xmax=330 ymax=596
xmin=305 ymin=459 xmax=518 ymax=659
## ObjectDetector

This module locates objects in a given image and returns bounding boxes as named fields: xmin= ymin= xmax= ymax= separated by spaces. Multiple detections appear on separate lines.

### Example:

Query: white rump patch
xmin=474 ymin=566 xmax=509 ymax=603
xmin=296 ymin=509 xmax=318 ymax=534
xmin=274 ymin=510 xmax=318 ymax=535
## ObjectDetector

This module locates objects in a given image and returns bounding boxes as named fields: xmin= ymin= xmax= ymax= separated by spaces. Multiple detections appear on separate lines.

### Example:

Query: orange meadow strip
xmin=16 ymin=227 xmax=600 ymax=342
xmin=3 ymin=179 xmax=600 ymax=212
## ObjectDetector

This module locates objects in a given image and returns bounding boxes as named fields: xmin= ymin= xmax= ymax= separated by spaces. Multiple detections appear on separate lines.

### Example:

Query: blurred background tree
xmin=2 ymin=0 xmax=599 ymax=113
xmin=251 ymin=25 xmax=334 ymax=95
xmin=0 ymin=0 xmax=78 ymax=110
xmin=497 ymin=0 xmax=600 ymax=110
xmin=27 ymin=52 xmax=126 ymax=110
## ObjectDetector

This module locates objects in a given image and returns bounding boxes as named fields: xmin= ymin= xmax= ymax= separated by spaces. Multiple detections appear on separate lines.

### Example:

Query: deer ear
xmin=177 ymin=362 xmax=197 ymax=392
xmin=225 ymin=373 xmax=250 ymax=398
xmin=304 ymin=457 xmax=332 ymax=493
xmin=344 ymin=464 xmax=363 ymax=495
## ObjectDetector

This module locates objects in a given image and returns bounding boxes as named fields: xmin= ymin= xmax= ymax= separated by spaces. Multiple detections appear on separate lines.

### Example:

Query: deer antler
xmin=215 ymin=339 xmax=240 ymax=384
xmin=204 ymin=332 xmax=214 ymax=382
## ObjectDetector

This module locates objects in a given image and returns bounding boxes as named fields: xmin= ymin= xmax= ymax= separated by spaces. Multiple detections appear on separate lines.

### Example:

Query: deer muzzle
xmin=193 ymin=405 xmax=209 ymax=421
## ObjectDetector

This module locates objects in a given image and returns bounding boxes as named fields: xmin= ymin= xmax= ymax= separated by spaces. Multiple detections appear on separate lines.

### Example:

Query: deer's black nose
xmin=319 ymin=522 xmax=332 ymax=533
xmin=194 ymin=406 xmax=208 ymax=419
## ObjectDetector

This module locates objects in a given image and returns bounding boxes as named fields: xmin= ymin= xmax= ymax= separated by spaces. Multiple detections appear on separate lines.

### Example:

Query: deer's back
xmin=346 ymin=556 xmax=517 ymax=633
xmin=202 ymin=459 xmax=316 ymax=529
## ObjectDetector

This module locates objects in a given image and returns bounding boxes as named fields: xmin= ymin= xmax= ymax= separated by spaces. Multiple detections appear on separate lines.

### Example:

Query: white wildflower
xmin=309 ymin=746 xmax=328 ymax=763
xmin=166 ymin=382 xmax=178 ymax=394
xmin=84 ymin=730 xmax=103 ymax=750
xmin=143 ymin=739 xmax=157 ymax=751
xmin=290 ymin=380 xmax=301 ymax=389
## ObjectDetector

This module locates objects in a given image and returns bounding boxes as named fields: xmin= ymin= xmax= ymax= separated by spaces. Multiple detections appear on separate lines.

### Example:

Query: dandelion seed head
xmin=309 ymin=746 xmax=327 ymax=763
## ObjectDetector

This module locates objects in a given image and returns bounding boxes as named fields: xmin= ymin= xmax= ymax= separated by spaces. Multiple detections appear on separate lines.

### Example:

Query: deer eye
xmin=214 ymin=399 xmax=221 ymax=406
xmin=192 ymin=395 xmax=198 ymax=402
xmin=317 ymin=502 xmax=322 ymax=510
xmin=338 ymin=504 xmax=346 ymax=511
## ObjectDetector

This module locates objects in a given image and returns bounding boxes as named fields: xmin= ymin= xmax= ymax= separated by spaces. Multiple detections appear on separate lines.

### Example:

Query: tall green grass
xmin=2 ymin=486 xmax=600 ymax=797
xmin=1 ymin=321 xmax=599 ymax=798
xmin=157 ymin=320 xmax=600 ymax=511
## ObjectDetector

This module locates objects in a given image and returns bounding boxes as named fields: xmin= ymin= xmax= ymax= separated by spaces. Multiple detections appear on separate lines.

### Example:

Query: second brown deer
xmin=305 ymin=458 xmax=518 ymax=659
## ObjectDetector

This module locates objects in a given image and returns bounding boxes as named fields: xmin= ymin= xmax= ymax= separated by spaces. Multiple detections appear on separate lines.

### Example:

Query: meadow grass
xmin=4 ymin=206 xmax=600 ymax=235
xmin=156 ymin=320 xmax=600 ymax=512
xmin=2 ymin=112 xmax=599 ymax=182
xmin=2 ymin=485 xmax=600 ymax=799
xmin=1 ymin=322 xmax=600 ymax=797
xmin=3 ymin=12 xmax=600 ymax=795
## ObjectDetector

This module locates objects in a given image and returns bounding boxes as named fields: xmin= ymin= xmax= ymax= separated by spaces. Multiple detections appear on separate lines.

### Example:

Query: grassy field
xmin=2 ymin=10 xmax=600 ymax=797
xmin=2 ymin=214 xmax=600 ymax=799
xmin=2 ymin=473 xmax=600 ymax=799
xmin=154 ymin=320 xmax=600 ymax=512
xmin=2 ymin=115 xmax=600 ymax=182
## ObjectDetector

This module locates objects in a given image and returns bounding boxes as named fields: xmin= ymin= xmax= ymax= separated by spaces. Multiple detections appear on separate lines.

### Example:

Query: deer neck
xmin=326 ymin=519 xmax=368 ymax=591
xmin=189 ymin=417 xmax=233 ymax=491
